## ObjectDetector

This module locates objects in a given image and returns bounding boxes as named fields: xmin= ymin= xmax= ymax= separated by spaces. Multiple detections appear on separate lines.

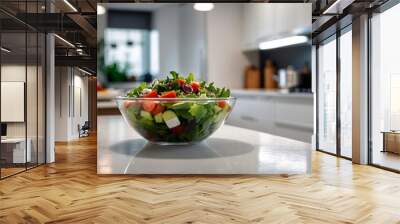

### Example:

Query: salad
xmin=119 ymin=71 xmax=234 ymax=144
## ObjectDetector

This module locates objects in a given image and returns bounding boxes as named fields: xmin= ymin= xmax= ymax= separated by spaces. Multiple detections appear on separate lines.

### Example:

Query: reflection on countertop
xmin=97 ymin=115 xmax=311 ymax=175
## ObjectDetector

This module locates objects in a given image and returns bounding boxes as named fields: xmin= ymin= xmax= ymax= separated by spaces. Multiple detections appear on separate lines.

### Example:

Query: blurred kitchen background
xmin=97 ymin=3 xmax=313 ymax=142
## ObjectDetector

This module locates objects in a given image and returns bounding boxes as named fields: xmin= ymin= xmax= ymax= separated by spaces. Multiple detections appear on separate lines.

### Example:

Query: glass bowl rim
xmin=115 ymin=96 xmax=236 ymax=101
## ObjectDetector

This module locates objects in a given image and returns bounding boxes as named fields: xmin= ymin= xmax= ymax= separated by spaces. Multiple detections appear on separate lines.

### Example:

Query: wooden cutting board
xmin=264 ymin=60 xmax=277 ymax=89
xmin=244 ymin=66 xmax=260 ymax=89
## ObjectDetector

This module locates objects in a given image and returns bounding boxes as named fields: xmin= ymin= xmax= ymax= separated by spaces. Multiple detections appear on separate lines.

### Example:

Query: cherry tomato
xmin=160 ymin=90 xmax=177 ymax=98
xmin=176 ymin=79 xmax=185 ymax=86
xmin=143 ymin=90 xmax=158 ymax=98
xmin=151 ymin=104 xmax=165 ymax=115
xmin=190 ymin=82 xmax=200 ymax=92
xmin=217 ymin=101 xmax=227 ymax=108
xmin=142 ymin=101 xmax=156 ymax=112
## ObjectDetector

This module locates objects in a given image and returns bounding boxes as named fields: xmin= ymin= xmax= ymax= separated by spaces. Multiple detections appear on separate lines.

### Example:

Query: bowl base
xmin=148 ymin=141 xmax=201 ymax=146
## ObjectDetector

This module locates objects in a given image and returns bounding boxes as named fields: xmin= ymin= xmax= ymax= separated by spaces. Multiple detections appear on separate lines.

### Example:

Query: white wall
xmin=206 ymin=4 xmax=249 ymax=88
xmin=72 ymin=74 xmax=89 ymax=138
xmin=46 ymin=32 xmax=55 ymax=163
xmin=179 ymin=4 xmax=207 ymax=79
xmin=153 ymin=4 xmax=248 ymax=88
xmin=153 ymin=5 xmax=180 ymax=77
xmin=1 ymin=63 xmax=47 ymax=164
xmin=1 ymin=65 xmax=36 ymax=137
xmin=1 ymin=65 xmax=26 ymax=139
xmin=153 ymin=4 xmax=207 ymax=79
xmin=54 ymin=67 xmax=89 ymax=141
xmin=79 ymin=75 xmax=89 ymax=123
xmin=55 ymin=67 xmax=68 ymax=141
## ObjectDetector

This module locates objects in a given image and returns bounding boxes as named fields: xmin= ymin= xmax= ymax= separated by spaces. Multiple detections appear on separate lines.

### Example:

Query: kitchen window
xmin=317 ymin=36 xmax=337 ymax=155
xmin=370 ymin=2 xmax=400 ymax=171
xmin=339 ymin=27 xmax=352 ymax=159
xmin=316 ymin=24 xmax=353 ymax=159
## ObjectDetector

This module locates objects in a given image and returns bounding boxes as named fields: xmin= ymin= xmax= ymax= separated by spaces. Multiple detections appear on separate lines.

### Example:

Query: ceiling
xmin=310 ymin=0 xmax=390 ymax=42
xmin=0 ymin=0 xmax=97 ymax=73
xmin=103 ymin=3 xmax=170 ymax=11
xmin=1 ymin=0 xmax=393 ymax=73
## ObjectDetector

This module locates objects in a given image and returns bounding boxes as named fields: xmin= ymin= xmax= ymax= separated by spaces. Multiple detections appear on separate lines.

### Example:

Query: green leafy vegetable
xmin=189 ymin=104 xmax=207 ymax=121
xmin=186 ymin=73 xmax=194 ymax=83
xmin=127 ymin=82 xmax=146 ymax=97
xmin=126 ymin=71 xmax=231 ymax=98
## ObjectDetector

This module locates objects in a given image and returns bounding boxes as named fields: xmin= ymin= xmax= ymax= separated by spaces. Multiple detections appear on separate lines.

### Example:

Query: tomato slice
xmin=160 ymin=90 xmax=177 ymax=98
xmin=190 ymin=82 xmax=200 ymax=92
xmin=142 ymin=101 xmax=156 ymax=112
xmin=124 ymin=101 xmax=140 ymax=109
xmin=151 ymin=104 xmax=165 ymax=115
xmin=143 ymin=90 xmax=158 ymax=98
xmin=217 ymin=101 xmax=227 ymax=108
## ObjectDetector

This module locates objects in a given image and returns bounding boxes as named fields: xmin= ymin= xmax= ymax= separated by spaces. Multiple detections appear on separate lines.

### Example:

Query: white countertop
xmin=231 ymin=89 xmax=313 ymax=99
xmin=97 ymin=100 xmax=117 ymax=109
xmin=98 ymin=115 xmax=311 ymax=175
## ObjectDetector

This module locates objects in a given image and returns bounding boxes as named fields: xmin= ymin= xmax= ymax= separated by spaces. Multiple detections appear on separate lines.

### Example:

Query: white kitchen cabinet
xmin=228 ymin=96 xmax=275 ymax=134
xmin=242 ymin=3 xmax=311 ymax=51
xmin=274 ymin=97 xmax=313 ymax=130
xmin=242 ymin=4 xmax=259 ymax=50
xmin=227 ymin=90 xmax=314 ymax=143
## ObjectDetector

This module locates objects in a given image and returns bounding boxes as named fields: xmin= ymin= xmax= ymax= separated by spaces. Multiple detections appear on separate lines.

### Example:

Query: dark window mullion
xmin=36 ymin=0 xmax=39 ymax=167
xmin=336 ymin=27 xmax=341 ymax=157
xmin=316 ymin=44 xmax=320 ymax=151
xmin=367 ymin=11 xmax=373 ymax=165
xmin=25 ymin=0 xmax=28 ymax=171
xmin=0 ymin=25 xmax=2 ymax=179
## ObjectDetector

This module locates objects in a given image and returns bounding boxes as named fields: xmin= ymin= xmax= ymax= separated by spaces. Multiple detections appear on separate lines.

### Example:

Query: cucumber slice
xmin=154 ymin=113 xmax=163 ymax=123
xmin=140 ymin=110 xmax=153 ymax=120
xmin=214 ymin=105 xmax=222 ymax=113
xmin=214 ymin=110 xmax=227 ymax=122
xmin=126 ymin=107 xmax=139 ymax=122
xmin=162 ymin=110 xmax=180 ymax=129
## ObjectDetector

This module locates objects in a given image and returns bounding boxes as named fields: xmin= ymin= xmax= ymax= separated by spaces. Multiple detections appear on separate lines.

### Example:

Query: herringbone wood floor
xmin=1 ymin=135 xmax=400 ymax=224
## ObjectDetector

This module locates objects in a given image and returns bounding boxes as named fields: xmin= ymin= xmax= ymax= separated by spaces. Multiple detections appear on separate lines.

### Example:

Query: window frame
xmin=315 ymin=21 xmax=353 ymax=160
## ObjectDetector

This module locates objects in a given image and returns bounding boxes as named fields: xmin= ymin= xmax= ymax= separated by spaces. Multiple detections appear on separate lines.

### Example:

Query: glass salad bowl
xmin=116 ymin=97 xmax=236 ymax=145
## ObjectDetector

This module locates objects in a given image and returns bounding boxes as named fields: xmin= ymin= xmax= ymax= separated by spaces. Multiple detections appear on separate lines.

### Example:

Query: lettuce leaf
xmin=189 ymin=104 xmax=207 ymax=121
